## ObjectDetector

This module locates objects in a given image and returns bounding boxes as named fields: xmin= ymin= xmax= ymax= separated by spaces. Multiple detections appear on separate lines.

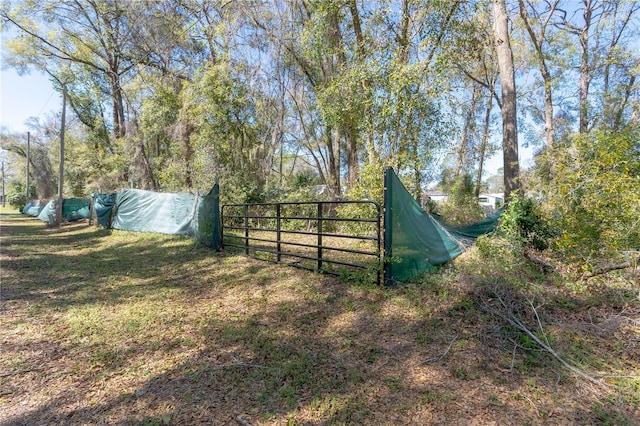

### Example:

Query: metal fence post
xmin=244 ymin=204 xmax=249 ymax=255
xmin=276 ymin=204 xmax=282 ymax=262
xmin=383 ymin=167 xmax=393 ymax=286
xmin=317 ymin=202 xmax=323 ymax=272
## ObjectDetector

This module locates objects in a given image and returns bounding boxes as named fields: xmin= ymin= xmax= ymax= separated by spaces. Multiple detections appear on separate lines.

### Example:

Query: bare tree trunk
xmin=493 ymin=0 xmax=520 ymax=201
xmin=476 ymin=87 xmax=494 ymax=197
xmin=326 ymin=128 xmax=341 ymax=196
xmin=455 ymin=85 xmax=479 ymax=178
xmin=349 ymin=0 xmax=376 ymax=163
xmin=578 ymin=4 xmax=591 ymax=134
xmin=518 ymin=0 xmax=558 ymax=147
xmin=327 ymin=4 xmax=358 ymax=189
xmin=110 ymin=71 xmax=126 ymax=138
xmin=179 ymin=122 xmax=194 ymax=190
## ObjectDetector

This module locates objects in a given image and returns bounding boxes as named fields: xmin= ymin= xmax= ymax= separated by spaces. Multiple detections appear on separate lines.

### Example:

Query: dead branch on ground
xmin=481 ymin=287 xmax=611 ymax=392
xmin=423 ymin=334 xmax=459 ymax=364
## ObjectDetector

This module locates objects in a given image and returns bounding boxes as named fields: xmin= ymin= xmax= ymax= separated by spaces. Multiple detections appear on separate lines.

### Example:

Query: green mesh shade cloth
xmin=93 ymin=184 xmax=221 ymax=250
xmin=93 ymin=193 xmax=117 ymax=228
xmin=384 ymin=167 xmax=500 ymax=284
xmin=36 ymin=198 xmax=90 ymax=222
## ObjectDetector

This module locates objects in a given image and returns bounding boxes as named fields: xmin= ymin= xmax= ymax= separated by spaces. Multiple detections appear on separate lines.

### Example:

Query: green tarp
xmin=111 ymin=189 xmax=197 ymax=236
xmin=93 ymin=184 xmax=221 ymax=250
xmin=93 ymin=193 xmax=117 ymax=228
xmin=23 ymin=201 xmax=45 ymax=217
xmin=384 ymin=167 xmax=500 ymax=284
xmin=35 ymin=198 xmax=91 ymax=222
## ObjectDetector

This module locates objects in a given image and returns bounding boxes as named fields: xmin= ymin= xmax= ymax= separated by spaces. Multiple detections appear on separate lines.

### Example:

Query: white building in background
xmin=425 ymin=191 xmax=448 ymax=204
xmin=424 ymin=191 xmax=504 ymax=215
xmin=478 ymin=193 xmax=504 ymax=214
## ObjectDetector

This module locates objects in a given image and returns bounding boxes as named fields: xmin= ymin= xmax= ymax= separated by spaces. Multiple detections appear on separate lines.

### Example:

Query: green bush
xmin=439 ymin=174 xmax=484 ymax=226
xmin=497 ymin=192 xmax=553 ymax=251
xmin=457 ymin=234 xmax=536 ymax=288
xmin=533 ymin=128 xmax=640 ymax=265
xmin=7 ymin=182 xmax=29 ymax=211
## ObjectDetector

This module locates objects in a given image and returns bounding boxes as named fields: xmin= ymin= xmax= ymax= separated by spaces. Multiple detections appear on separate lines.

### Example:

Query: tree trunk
xmin=518 ymin=0 xmax=557 ymax=147
xmin=110 ymin=71 xmax=126 ymax=138
xmin=476 ymin=87 xmax=494 ymax=197
xmin=178 ymin=121 xmax=194 ymax=190
xmin=349 ymin=0 xmax=376 ymax=165
xmin=327 ymin=4 xmax=358 ymax=189
xmin=454 ymin=85 xmax=479 ymax=178
xmin=326 ymin=127 xmax=341 ymax=196
xmin=579 ymin=3 xmax=592 ymax=134
xmin=493 ymin=0 xmax=520 ymax=201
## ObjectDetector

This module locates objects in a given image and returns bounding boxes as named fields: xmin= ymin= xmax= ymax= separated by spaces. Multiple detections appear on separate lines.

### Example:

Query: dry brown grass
xmin=1 ymin=212 xmax=639 ymax=425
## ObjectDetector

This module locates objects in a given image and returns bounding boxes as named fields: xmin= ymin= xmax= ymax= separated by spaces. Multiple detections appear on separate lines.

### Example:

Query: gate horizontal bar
xmin=223 ymin=243 xmax=370 ymax=270
xmin=222 ymin=199 xmax=381 ymax=284
xmin=224 ymin=234 xmax=378 ymax=257
xmin=223 ymin=214 xmax=378 ymax=223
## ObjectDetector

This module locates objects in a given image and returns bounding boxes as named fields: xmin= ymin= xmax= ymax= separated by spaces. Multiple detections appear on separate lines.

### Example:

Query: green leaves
xmin=535 ymin=128 xmax=640 ymax=265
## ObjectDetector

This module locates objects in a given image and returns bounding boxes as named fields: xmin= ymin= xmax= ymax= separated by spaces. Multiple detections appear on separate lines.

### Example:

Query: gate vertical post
xmin=317 ymin=202 xmax=323 ymax=272
xmin=376 ymin=203 xmax=381 ymax=285
xmin=244 ymin=204 xmax=249 ymax=255
xmin=383 ymin=167 xmax=393 ymax=286
xmin=276 ymin=204 xmax=282 ymax=262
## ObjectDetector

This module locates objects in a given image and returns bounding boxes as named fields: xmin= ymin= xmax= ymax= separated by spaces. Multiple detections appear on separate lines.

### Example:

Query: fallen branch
xmin=0 ymin=368 xmax=43 ymax=377
xmin=423 ymin=334 xmax=458 ymax=364
xmin=524 ymin=249 xmax=555 ymax=272
xmin=484 ymin=290 xmax=611 ymax=392
xmin=584 ymin=261 xmax=632 ymax=280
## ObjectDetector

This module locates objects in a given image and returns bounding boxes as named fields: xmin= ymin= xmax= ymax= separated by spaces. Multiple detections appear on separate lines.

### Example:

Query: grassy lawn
xmin=1 ymin=209 xmax=639 ymax=425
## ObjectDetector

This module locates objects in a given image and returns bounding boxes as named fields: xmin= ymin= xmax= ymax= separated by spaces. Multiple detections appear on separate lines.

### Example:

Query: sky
xmin=0 ymin=68 xmax=62 ymax=133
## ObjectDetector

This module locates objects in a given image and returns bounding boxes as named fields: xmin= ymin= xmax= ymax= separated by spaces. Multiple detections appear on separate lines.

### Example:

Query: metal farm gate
xmin=221 ymin=200 xmax=382 ymax=284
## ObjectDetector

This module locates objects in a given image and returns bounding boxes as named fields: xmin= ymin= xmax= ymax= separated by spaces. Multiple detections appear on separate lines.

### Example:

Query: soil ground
xmin=1 ymin=211 xmax=639 ymax=425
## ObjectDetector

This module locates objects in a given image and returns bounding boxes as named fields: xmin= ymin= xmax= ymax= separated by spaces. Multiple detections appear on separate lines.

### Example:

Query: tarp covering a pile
xmin=111 ymin=189 xmax=196 ymax=235
xmin=93 ymin=184 xmax=221 ymax=250
xmin=23 ymin=200 xmax=46 ymax=217
xmin=93 ymin=193 xmax=117 ymax=228
xmin=383 ymin=167 xmax=500 ymax=284
xmin=36 ymin=198 xmax=91 ymax=222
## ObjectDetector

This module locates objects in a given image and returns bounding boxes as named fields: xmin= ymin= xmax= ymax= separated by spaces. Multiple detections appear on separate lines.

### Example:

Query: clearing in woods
xmin=1 ymin=210 xmax=639 ymax=425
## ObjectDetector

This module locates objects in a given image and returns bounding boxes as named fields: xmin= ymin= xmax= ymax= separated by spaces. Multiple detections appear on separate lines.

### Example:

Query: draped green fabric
xmin=111 ymin=189 xmax=197 ymax=236
xmin=384 ymin=168 xmax=500 ymax=284
xmin=36 ymin=198 xmax=90 ymax=222
xmin=93 ymin=193 xmax=117 ymax=228
xmin=23 ymin=201 xmax=45 ymax=217
xmin=92 ymin=184 xmax=221 ymax=250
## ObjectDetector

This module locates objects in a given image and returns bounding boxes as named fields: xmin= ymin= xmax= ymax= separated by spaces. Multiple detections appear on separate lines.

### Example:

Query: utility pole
xmin=26 ymin=131 xmax=30 ymax=203
xmin=2 ymin=161 xmax=5 ymax=207
xmin=55 ymin=84 xmax=67 ymax=226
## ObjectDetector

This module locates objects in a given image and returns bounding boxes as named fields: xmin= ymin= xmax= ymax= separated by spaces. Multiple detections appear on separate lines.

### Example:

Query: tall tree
xmin=493 ymin=0 xmax=520 ymax=200
xmin=2 ymin=0 xmax=140 ymax=139
xmin=518 ymin=0 xmax=560 ymax=147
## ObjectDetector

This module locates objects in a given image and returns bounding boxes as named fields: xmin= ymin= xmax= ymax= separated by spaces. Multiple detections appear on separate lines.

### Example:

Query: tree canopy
xmin=2 ymin=0 xmax=639 ymax=263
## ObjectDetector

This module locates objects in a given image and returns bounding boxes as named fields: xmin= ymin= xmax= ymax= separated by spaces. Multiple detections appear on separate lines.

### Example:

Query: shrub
xmin=7 ymin=182 xmax=29 ymax=211
xmin=533 ymin=128 xmax=640 ymax=265
xmin=497 ymin=192 xmax=553 ymax=251
xmin=439 ymin=174 xmax=484 ymax=226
